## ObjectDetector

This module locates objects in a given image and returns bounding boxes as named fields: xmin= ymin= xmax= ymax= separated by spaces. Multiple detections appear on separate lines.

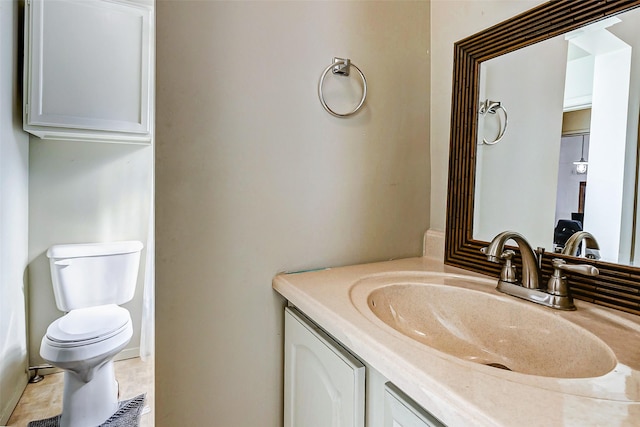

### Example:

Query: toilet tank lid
xmin=47 ymin=241 xmax=143 ymax=259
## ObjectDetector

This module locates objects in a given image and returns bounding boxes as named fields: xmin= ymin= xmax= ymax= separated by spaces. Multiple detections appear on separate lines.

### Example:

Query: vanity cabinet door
xmin=384 ymin=383 xmax=446 ymax=427
xmin=284 ymin=307 xmax=365 ymax=427
xmin=23 ymin=0 xmax=152 ymax=143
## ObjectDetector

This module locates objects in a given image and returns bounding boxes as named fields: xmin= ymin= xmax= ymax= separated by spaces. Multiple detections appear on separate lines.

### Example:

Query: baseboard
xmin=32 ymin=347 xmax=141 ymax=378
xmin=116 ymin=347 xmax=140 ymax=362
xmin=0 ymin=372 xmax=28 ymax=426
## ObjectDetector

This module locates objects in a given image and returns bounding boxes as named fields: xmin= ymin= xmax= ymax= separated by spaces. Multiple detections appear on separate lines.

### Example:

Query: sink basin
xmin=361 ymin=282 xmax=616 ymax=378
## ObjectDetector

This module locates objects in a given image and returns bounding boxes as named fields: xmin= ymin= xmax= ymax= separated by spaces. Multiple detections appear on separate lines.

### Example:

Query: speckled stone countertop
xmin=273 ymin=256 xmax=640 ymax=427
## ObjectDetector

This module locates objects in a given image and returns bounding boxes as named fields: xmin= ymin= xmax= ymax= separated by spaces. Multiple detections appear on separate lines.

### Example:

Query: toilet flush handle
xmin=53 ymin=259 xmax=72 ymax=267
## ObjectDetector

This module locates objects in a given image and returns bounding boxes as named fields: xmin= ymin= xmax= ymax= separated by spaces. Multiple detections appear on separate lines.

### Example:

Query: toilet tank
xmin=47 ymin=241 xmax=144 ymax=312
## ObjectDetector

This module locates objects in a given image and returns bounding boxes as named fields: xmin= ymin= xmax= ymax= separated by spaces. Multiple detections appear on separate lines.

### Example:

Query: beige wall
xmin=155 ymin=1 xmax=429 ymax=425
xmin=0 ymin=1 xmax=29 ymax=423
xmin=429 ymin=0 xmax=545 ymax=232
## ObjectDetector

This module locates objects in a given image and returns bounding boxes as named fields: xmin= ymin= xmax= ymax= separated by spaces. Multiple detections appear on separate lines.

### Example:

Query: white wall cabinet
xmin=284 ymin=307 xmax=366 ymax=427
xmin=284 ymin=307 xmax=447 ymax=427
xmin=23 ymin=0 xmax=152 ymax=143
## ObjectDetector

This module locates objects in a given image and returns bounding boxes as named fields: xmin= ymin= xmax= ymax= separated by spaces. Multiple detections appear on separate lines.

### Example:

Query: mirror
xmin=445 ymin=0 xmax=640 ymax=316
xmin=473 ymin=8 xmax=640 ymax=265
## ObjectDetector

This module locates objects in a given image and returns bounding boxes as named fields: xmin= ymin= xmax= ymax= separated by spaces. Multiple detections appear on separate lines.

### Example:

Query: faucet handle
xmin=547 ymin=259 xmax=598 ymax=305
xmin=551 ymin=258 xmax=599 ymax=277
xmin=499 ymin=250 xmax=517 ymax=283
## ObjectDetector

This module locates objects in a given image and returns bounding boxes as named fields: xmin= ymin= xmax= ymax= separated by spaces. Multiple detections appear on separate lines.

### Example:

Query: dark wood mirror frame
xmin=445 ymin=0 xmax=640 ymax=316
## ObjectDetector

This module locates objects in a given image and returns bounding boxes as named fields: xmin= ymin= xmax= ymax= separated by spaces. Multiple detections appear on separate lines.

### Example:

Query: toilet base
xmin=60 ymin=360 xmax=119 ymax=427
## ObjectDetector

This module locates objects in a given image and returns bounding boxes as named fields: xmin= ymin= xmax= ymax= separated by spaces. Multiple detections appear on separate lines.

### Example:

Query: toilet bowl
xmin=40 ymin=241 xmax=143 ymax=427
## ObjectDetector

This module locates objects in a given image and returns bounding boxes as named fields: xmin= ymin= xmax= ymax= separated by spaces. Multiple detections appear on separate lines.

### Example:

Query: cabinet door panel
xmin=26 ymin=0 xmax=150 ymax=134
xmin=285 ymin=307 xmax=365 ymax=427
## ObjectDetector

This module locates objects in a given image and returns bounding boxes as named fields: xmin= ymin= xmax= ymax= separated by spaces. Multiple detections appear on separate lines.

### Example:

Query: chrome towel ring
xmin=318 ymin=57 xmax=367 ymax=118
xmin=478 ymin=99 xmax=508 ymax=145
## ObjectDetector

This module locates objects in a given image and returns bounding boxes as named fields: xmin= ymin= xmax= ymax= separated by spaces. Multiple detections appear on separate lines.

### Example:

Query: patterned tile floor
xmin=6 ymin=357 xmax=154 ymax=427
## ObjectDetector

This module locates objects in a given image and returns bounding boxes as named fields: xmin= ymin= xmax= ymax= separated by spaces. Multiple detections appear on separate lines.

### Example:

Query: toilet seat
xmin=46 ymin=304 xmax=131 ymax=348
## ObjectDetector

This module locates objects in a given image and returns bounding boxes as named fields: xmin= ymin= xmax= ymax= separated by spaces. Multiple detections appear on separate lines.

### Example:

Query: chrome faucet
xmin=562 ymin=231 xmax=600 ymax=259
xmin=481 ymin=230 xmax=598 ymax=310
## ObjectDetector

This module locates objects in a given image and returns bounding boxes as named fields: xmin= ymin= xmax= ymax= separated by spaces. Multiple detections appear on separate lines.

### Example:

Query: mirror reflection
xmin=474 ymin=7 xmax=640 ymax=265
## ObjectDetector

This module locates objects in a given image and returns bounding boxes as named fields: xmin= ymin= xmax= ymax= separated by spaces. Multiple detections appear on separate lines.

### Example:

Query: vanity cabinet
xmin=284 ymin=307 xmax=365 ymax=427
xmin=284 ymin=307 xmax=446 ymax=427
xmin=23 ymin=0 xmax=152 ymax=143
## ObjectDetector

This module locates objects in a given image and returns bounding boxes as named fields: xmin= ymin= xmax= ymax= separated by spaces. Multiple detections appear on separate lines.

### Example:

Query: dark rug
xmin=27 ymin=394 xmax=146 ymax=427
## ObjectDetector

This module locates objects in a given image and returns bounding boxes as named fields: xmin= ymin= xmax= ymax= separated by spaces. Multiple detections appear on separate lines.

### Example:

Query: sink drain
xmin=485 ymin=362 xmax=512 ymax=371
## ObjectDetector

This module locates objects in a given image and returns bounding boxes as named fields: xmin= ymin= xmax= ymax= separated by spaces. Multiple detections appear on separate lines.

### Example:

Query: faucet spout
xmin=562 ymin=231 xmax=600 ymax=258
xmin=481 ymin=231 xmax=540 ymax=289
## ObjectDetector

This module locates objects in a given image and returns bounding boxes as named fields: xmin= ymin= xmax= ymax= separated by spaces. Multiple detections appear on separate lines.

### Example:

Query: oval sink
xmin=364 ymin=283 xmax=616 ymax=378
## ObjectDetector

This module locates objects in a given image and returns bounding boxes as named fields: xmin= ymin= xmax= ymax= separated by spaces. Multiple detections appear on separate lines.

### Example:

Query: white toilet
xmin=40 ymin=240 xmax=144 ymax=427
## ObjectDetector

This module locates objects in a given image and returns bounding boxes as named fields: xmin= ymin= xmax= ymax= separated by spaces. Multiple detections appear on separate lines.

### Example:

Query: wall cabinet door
xmin=284 ymin=307 xmax=365 ymax=427
xmin=384 ymin=383 xmax=446 ymax=427
xmin=23 ymin=0 xmax=152 ymax=143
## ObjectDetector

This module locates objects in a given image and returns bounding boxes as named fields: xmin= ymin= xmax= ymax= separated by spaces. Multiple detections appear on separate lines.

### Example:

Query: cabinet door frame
xmin=384 ymin=383 xmax=446 ymax=427
xmin=24 ymin=0 xmax=152 ymax=139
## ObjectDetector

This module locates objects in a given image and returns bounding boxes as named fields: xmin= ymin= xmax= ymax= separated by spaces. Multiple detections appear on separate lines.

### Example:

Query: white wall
xmin=430 ymin=0 xmax=546 ymax=232
xmin=0 ymin=0 xmax=154 ymax=418
xmin=585 ymin=43 xmax=632 ymax=263
xmin=25 ymin=0 xmax=155 ymax=368
xmin=609 ymin=7 xmax=640 ymax=264
xmin=594 ymin=9 xmax=640 ymax=264
xmin=155 ymin=1 xmax=430 ymax=425
xmin=474 ymin=35 xmax=567 ymax=249
xmin=28 ymin=140 xmax=153 ymax=366
xmin=0 ymin=0 xmax=29 ymax=423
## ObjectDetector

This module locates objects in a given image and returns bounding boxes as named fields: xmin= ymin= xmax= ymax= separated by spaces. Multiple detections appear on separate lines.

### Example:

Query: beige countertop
xmin=272 ymin=256 xmax=640 ymax=427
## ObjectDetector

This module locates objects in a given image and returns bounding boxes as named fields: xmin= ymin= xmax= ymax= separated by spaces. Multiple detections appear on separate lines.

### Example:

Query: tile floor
xmin=6 ymin=357 xmax=154 ymax=427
